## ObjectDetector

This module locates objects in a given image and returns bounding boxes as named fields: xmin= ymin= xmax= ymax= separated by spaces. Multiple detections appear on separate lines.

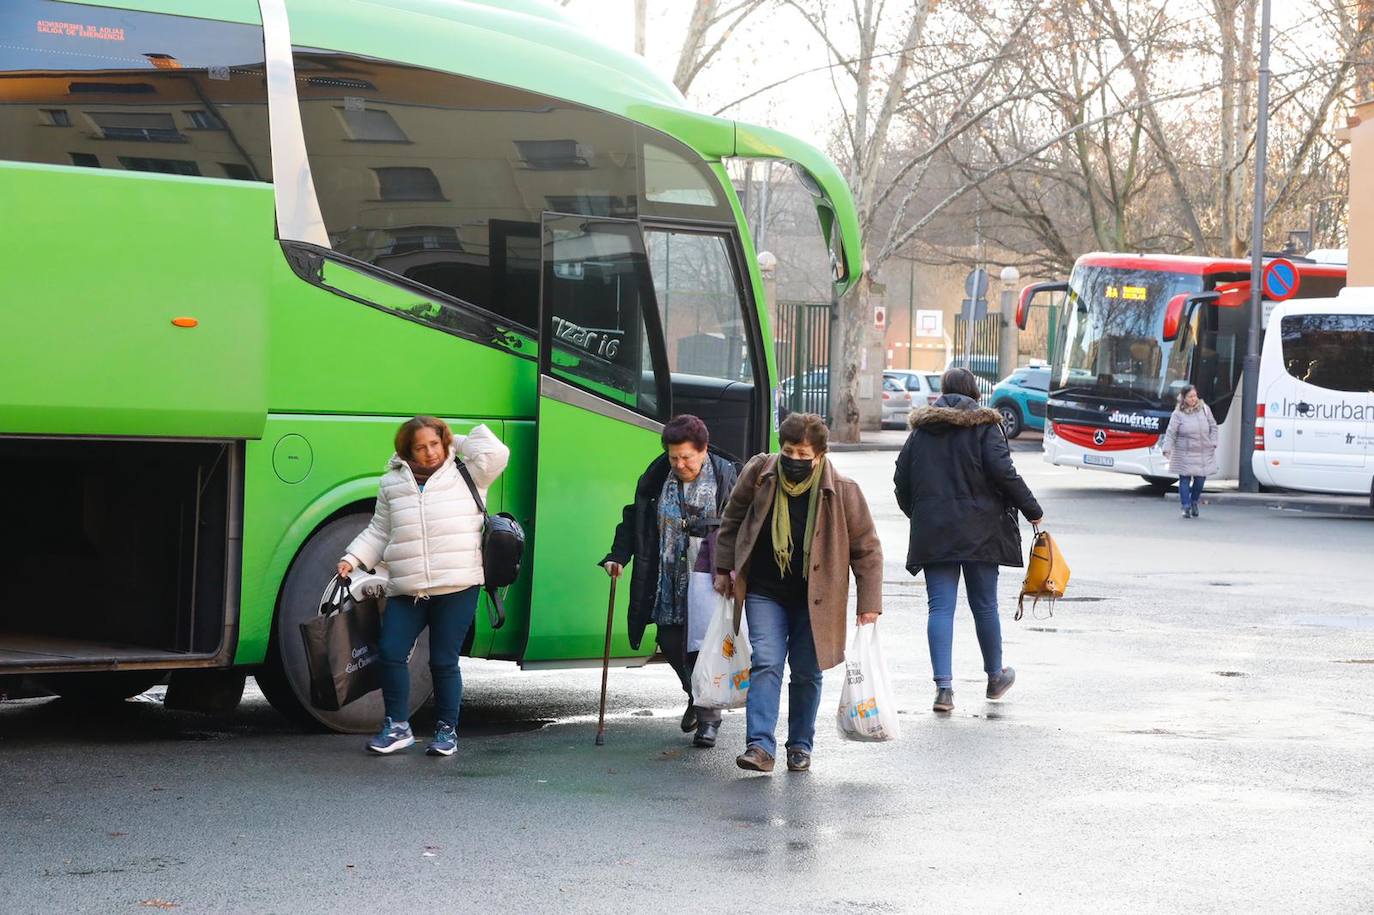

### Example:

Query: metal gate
xmin=775 ymin=301 xmax=831 ymax=423
xmin=952 ymin=315 xmax=1003 ymax=386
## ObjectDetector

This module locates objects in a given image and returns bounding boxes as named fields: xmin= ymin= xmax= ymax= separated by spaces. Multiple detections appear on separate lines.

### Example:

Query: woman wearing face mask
xmin=600 ymin=415 xmax=740 ymax=748
xmin=713 ymin=413 xmax=883 ymax=773
xmin=336 ymin=415 xmax=510 ymax=756
xmin=1162 ymin=385 xmax=1218 ymax=518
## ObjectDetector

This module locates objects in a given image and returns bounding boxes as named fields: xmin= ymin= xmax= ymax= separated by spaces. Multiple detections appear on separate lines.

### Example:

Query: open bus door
xmin=522 ymin=215 xmax=671 ymax=665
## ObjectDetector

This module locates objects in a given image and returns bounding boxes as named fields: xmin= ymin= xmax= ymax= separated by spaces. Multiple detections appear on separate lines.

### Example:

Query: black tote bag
xmin=299 ymin=577 xmax=383 ymax=711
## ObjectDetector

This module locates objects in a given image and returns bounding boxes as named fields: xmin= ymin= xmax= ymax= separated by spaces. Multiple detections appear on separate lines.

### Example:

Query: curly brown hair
xmin=394 ymin=415 xmax=453 ymax=459
xmin=778 ymin=412 xmax=829 ymax=454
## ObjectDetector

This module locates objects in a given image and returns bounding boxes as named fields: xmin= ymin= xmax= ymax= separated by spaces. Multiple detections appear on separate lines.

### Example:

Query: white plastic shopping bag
xmin=690 ymin=593 xmax=751 ymax=709
xmin=836 ymin=622 xmax=901 ymax=741
xmin=685 ymin=571 xmax=715 ymax=652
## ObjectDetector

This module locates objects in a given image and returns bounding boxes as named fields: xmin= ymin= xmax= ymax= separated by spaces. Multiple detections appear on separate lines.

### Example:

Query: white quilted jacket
xmin=342 ymin=424 xmax=510 ymax=597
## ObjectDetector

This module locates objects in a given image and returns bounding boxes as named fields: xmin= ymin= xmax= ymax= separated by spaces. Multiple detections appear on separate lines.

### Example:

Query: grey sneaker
xmin=1181 ymin=508 xmax=1191 ymax=519
xmin=366 ymin=717 xmax=414 ymax=754
xmin=1191 ymin=503 xmax=1200 ymax=518
xmin=426 ymin=721 xmax=457 ymax=757
xmin=933 ymin=688 xmax=954 ymax=712
xmin=987 ymin=667 xmax=1017 ymax=700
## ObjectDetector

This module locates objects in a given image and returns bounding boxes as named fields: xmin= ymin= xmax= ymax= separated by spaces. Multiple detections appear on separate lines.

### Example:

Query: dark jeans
xmin=379 ymin=587 xmax=479 ymax=726
xmin=655 ymin=624 xmax=721 ymax=724
xmin=1179 ymin=475 xmax=1206 ymax=508
xmin=743 ymin=593 xmax=823 ymax=756
xmin=924 ymin=561 xmax=1002 ymax=689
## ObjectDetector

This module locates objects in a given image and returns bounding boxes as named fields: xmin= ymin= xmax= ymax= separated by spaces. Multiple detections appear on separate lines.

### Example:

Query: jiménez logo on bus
xmin=1106 ymin=410 xmax=1162 ymax=430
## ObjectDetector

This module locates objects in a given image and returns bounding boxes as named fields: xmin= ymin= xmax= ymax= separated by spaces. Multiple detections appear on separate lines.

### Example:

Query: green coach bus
xmin=0 ymin=0 xmax=861 ymax=730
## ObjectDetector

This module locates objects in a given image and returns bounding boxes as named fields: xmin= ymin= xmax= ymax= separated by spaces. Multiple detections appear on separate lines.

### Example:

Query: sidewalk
xmin=1182 ymin=485 xmax=1372 ymax=518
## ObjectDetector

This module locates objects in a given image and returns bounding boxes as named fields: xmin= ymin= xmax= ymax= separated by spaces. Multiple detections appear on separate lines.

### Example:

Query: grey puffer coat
xmin=1163 ymin=403 xmax=1219 ymax=476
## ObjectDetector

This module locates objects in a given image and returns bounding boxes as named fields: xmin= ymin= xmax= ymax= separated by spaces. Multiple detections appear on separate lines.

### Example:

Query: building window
xmin=90 ymin=111 xmax=183 ymax=142
xmin=220 ymin=162 xmax=255 ymax=180
xmin=374 ymin=167 xmax=443 ymax=201
xmin=69 ymin=152 xmax=100 ymax=168
xmin=514 ymin=139 xmax=589 ymax=170
xmin=42 ymin=108 xmax=70 ymax=126
xmin=340 ymin=108 xmax=408 ymax=142
xmin=185 ymin=110 xmax=224 ymax=130
xmin=118 ymin=156 xmax=201 ymax=176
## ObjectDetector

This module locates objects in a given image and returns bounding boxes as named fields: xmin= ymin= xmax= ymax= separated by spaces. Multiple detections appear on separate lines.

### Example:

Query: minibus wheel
xmin=257 ymin=513 xmax=432 ymax=734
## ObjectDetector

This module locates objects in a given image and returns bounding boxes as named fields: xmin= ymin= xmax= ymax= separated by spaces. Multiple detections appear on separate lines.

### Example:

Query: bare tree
xmin=672 ymin=0 xmax=773 ymax=95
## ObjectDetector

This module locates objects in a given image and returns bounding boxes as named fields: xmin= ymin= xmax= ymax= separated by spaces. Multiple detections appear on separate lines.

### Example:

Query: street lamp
xmin=1240 ymin=0 xmax=1272 ymax=493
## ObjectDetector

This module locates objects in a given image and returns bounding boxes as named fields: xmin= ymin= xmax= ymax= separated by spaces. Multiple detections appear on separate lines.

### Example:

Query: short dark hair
xmin=778 ymin=412 xmax=828 ymax=454
xmin=395 ymin=415 xmax=453 ymax=458
xmin=662 ymin=414 xmax=709 ymax=451
xmin=940 ymin=367 xmax=982 ymax=400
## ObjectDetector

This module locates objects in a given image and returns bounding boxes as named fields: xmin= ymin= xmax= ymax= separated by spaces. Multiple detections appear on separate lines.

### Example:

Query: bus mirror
xmin=1016 ymin=281 xmax=1069 ymax=330
xmin=1163 ymin=291 xmax=1220 ymax=341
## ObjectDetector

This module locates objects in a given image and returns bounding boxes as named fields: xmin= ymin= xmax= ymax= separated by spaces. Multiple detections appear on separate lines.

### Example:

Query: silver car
xmin=882 ymin=370 xmax=943 ymax=427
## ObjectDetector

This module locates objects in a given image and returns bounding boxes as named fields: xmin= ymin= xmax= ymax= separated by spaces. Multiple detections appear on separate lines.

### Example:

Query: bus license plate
xmin=1083 ymin=454 xmax=1114 ymax=467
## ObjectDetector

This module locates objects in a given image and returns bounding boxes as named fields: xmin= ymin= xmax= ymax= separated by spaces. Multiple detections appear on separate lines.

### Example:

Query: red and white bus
xmin=1018 ymin=252 xmax=1347 ymax=487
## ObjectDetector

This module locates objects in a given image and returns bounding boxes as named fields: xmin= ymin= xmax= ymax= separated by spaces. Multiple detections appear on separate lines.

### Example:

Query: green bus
xmin=0 ymin=0 xmax=861 ymax=730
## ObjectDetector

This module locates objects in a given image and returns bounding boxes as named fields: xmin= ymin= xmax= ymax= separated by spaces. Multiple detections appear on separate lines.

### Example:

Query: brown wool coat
xmin=714 ymin=453 xmax=884 ymax=671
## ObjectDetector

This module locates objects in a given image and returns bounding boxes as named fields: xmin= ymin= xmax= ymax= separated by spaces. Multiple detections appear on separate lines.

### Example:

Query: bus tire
xmin=995 ymin=401 xmax=1023 ymax=439
xmin=42 ymin=671 xmax=164 ymax=703
xmin=257 ymin=513 xmax=432 ymax=734
xmin=1141 ymin=475 xmax=1175 ymax=493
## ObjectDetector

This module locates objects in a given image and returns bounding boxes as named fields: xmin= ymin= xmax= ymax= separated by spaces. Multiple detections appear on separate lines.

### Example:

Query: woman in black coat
xmin=600 ymin=415 xmax=740 ymax=747
xmin=893 ymin=368 xmax=1043 ymax=714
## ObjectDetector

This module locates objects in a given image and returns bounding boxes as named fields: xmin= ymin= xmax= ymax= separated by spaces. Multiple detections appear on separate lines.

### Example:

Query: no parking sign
xmin=1261 ymin=258 xmax=1300 ymax=301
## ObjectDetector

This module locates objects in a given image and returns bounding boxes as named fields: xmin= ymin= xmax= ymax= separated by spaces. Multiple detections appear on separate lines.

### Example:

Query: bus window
xmin=1280 ymin=314 xmax=1374 ymax=393
xmin=643 ymin=228 xmax=759 ymax=456
xmin=0 ymin=0 xmax=271 ymax=181
xmin=542 ymin=216 xmax=666 ymax=419
xmin=293 ymin=51 xmax=733 ymax=334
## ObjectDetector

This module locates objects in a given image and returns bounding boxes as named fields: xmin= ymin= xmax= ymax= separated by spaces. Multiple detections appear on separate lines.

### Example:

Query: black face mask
xmin=780 ymin=455 xmax=814 ymax=483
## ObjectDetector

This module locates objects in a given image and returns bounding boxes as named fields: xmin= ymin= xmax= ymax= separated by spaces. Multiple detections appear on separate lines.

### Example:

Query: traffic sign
xmin=873 ymin=305 xmax=886 ymax=328
xmin=964 ymin=268 xmax=990 ymax=299
xmin=1261 ymin=258 xmax=1300 ymax=302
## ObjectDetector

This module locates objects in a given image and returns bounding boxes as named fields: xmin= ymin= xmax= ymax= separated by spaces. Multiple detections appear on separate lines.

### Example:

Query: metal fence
xmin=952 ymin=315 xmax=1003 ymax=386
xmin=775 ymin=301 xmax=831 ymax=423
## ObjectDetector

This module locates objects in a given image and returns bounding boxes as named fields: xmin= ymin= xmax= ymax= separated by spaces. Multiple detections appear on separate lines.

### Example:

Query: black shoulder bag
xmin=455 ymin=459 xmax=524 ymax=630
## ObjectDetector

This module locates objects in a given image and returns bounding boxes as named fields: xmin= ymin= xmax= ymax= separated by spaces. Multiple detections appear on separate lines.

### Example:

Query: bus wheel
xmin=996 ymin=402 xmax=1023 ymax=439
xmin=257 ymin=514 xmax=432 ymax=734
xmin=42 ymin=671 xmax=163 ymax=703
xmin=1141 ymin=475 xmax=1175 ymax=493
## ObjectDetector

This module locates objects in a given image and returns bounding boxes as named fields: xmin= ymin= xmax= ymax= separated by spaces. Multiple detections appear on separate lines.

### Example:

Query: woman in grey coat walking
xmin=1162 ymin=385 xmax=1218 ymax=518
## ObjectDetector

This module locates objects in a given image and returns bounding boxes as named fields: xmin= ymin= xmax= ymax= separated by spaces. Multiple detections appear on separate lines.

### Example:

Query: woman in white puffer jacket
xmin=336 ymin=416 xmax=509 ymax=757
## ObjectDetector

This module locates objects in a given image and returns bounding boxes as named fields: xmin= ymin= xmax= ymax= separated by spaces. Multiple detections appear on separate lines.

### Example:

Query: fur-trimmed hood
xmin=908 ymin=393 xmax=1003 ymax=430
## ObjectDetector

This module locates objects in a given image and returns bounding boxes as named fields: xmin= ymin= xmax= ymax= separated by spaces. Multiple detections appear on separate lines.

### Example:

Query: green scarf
xmin=772 ymin=455 xmax=824 ymax=578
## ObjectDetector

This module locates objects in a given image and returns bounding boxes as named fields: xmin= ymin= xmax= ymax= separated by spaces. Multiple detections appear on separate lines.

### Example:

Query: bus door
xmin=523 ymin=215 xmax=672 ymax=664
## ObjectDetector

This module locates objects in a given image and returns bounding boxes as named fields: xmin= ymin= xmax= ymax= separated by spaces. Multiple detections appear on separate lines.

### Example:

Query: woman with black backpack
xmin=893 ymin=368 xmax=1043 ymax=714
xmin=337 ymin=416 xmax=510 ymax=757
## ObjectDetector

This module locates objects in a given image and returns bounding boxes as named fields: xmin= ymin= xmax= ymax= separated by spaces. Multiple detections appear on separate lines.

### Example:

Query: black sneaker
xmin=1181 ymin=508 xmax=1191 ymax=519
xmin=933 ymin=688 xmax=954 ymax=712
xmin=679 ymin=700 xmax=698 ymax=733
xmin=1191 ymin=503 xmax=1200 ymax=518
xmin=987 ymin=667 xmax=1017 ymax=700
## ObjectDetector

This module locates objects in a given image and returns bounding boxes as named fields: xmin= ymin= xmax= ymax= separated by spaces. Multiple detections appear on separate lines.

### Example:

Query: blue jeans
xmin=1179 ymin=475 xmax=1206 ymax=508
xmin=743 ymin=593 xmax=823 ymax=756
xmin=379 ymin=587 xmax=479 ymax=726
xmin=924 ymin=562 xmax=1002 ymax=689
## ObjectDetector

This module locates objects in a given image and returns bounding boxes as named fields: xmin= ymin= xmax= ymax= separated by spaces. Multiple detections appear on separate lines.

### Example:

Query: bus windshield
xmin=1055 ymin=265 xmax=1204 ymax=406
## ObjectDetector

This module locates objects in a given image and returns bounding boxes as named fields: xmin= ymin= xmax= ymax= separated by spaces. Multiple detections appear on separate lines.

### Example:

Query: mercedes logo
xmin=1093 ymin=429 xmax=1107 ymax=446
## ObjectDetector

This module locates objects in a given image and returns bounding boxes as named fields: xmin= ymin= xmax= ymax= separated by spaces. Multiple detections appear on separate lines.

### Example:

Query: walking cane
xmin=594 ymin=575 xmax=617 ymax=746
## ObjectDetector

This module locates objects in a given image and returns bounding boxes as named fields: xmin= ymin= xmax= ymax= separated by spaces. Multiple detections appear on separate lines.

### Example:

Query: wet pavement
xmin=2 ymin=451 xmax=1372 ymax=912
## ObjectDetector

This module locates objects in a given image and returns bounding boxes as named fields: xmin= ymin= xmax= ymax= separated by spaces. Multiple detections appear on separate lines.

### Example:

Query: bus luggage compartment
xmin=0 ymin=438 xmax=239 ymax=676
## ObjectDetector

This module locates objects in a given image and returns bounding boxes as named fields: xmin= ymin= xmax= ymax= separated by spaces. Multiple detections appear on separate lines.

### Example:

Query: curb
xmin=1167 ymin=490 xmax=1373 ymax=518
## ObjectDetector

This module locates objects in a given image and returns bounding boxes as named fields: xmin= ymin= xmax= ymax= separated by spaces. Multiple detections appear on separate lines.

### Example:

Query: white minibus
xmin=1254 ymin=288 xmax=1374 ymax=497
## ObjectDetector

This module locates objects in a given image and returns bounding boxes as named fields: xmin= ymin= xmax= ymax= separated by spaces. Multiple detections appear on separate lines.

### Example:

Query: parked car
xmin=990 ymin=364 xmax=1050 ymax=438
xmin=885 ymin=369 xmax=943 ymax=403
xmin=777 ymin=368 xmax=829 ymax=421
xmin=880 ymin=374 xmax=912 ymax=428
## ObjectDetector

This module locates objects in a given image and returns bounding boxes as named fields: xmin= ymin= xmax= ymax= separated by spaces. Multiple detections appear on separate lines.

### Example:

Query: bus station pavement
xmin=2 ymin=450 xmax=1372 ymax=913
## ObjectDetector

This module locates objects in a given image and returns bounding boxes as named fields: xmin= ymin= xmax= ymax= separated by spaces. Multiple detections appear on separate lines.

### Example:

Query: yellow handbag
xmin=1017 ymin=527 xmax=1070 ymax=620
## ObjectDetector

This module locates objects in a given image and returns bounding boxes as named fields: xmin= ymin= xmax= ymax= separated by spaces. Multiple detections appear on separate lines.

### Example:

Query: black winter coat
xmin=893 ymin=393 xmax=1043 ymax=574
xmin=600 ymin=450 xmax=740 ymax=650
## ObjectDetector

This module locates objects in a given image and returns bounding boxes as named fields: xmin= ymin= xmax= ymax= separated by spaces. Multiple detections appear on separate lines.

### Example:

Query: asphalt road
xmin=3 ymin=449 xmax=1372 ymax=913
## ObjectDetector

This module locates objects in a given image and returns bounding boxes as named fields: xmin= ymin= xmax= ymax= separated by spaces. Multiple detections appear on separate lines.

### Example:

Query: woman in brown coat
xmin=714 ymin=413 xmax=883 ymax=773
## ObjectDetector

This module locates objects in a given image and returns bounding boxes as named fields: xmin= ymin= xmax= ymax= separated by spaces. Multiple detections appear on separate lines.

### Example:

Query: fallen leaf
xmin=139 ymin=900 xmax=178 ymax=910
xmin=109 ymin=832 xmax=127 ymax=838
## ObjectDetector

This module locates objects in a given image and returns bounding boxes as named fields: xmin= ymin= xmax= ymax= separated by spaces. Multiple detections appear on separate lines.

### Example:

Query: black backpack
xmin=455 ymin=459 xmax=524 ymax=629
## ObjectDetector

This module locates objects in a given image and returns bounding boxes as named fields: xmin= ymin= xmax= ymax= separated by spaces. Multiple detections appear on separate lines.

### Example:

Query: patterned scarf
xmin=652 ymin=459 xmax=718 ymax=626
xmin=772 ymin=455 xmax=823 ymax=578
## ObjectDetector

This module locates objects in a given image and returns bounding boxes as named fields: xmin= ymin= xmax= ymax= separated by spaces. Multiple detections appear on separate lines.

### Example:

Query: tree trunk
xmin=673 ymin=0 xmax=717 ymax=94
